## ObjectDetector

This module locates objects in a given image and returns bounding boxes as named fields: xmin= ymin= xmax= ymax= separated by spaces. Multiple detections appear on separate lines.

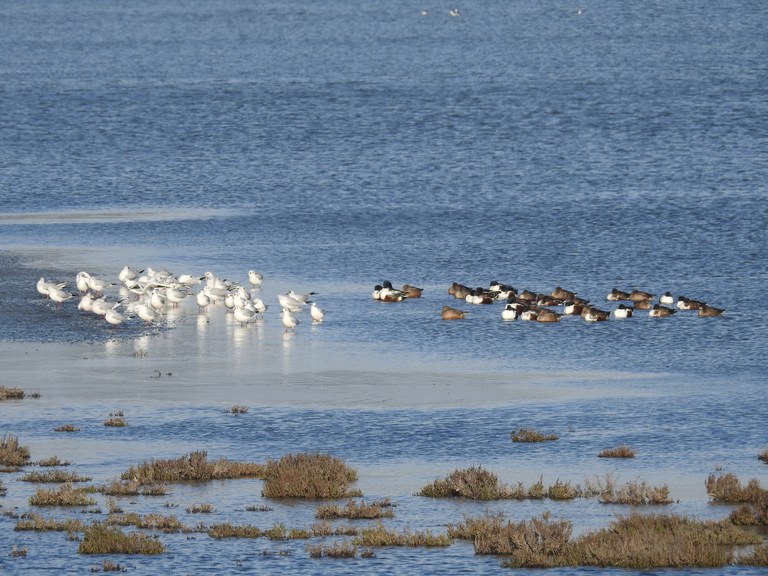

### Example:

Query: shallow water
xmin=1 ymin=0 xmax=767 ymax=573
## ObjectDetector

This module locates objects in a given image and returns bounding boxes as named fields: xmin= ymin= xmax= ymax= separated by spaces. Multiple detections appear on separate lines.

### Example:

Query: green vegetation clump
xmin=78 ymin=524 xmax=165 ymax=555
xmin=261 ymin=453 xmax=360 ymax=499
xmin=121 ymin=451 xmax=264 ymax=484
xmin=511 ymin=428 xmax=560 ymax=442
xmin=0 ymin=434 xmax=30 ymax=467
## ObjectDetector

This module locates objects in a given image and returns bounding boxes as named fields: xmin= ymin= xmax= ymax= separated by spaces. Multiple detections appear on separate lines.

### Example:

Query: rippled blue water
xmin=1 ymin=0 xmax=767 ymax=574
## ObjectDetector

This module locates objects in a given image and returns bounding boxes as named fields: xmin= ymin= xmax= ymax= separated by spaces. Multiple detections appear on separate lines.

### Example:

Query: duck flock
xmin=35 ymin=266 xmax=325 ymax=332
xmin=374 ymin=280 xmax=725 ymax=322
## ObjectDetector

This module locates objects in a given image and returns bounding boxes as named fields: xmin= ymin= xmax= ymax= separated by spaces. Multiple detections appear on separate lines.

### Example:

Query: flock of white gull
xmin=35 ymin=267 xmax=725 ymax=334
xmin=36 ymin=266 xmax=324 ymax=332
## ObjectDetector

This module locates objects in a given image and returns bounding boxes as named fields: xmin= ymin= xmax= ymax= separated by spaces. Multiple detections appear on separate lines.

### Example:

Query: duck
xmin=441 ymin=305 xmax=465 ymax=320
xmin=448 ymin=282 xmax=472 ymax=300
xmin=677 ymin=296 xmax=705 ymax=310
xmin=629 ymin=290 xmax=655 ymax=302
xmin=649 ymin=304 xmax=676 ymax=318
xmin=378 ymin=281 xmax=407 ymax=302
xmin=612 ymin=304 xmax=633 ymax=319
xmin=501 ymin=303 xmax=518 ymax=321
xmin=536 ymin=294 xmax=563 ymax=307
xmin=401 ymin=284 xmax=424 ymax=298
xmin=659 ymin=291 xmax=674 ymax=305
xmin=517 ymin=289 xmax=538 ymax=302
xmin=535 ymin=308 xmax=562 ymax=323
xmin=698 ymin=304 xmax=725 ymax=317
xmin=633 ymin=298 xmax=653 ymax=310
xmin=582 ymin=306 xmax=610 ymax=322
xmin=551 ymin=287 xmax=577 ymax=301
xmin=563 ymin=299 xmax=586 ymax=316
xmin=606 ymin=288 xmax=630 ymax=301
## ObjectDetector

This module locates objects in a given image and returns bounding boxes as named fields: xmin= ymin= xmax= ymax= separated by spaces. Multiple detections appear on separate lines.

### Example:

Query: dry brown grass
xmin=418 ymin=466 xmax=512 ymax=500
xmin=511 ymin=428 xmax=560 ymax=442
xmin=706 ymin=473 xmax=765 ymax=503
xmin=547 ymin=479 xmax=582 ymax=500
xmin=316 ymin=499 xmax=396 ymax=520
xmin=760 ymin=449 xmax=768 ymax=464
xmin=455 ymin=511 xmax=761 ymax=568
xmin=92 ymin=560 xmax=126 ymax=572
xmin=186 ymin=503 xmax=215 ymax=514
xmin=14 ymin=512 xmax=86 ymax=533
xmin=121 ymin=451 xmax=264 ymax=484
xmin=104 ymin=417 xmax=126 ymax=427
xmin=738 ymin=542 xmax=768 ymax=566
xmin=19 ymin=470 xmax=91 ymax=483
xmin=230 ymin=404 xmax=248 ymax=414
xmin=584 ymin=476 xmax=672 ymax=505
xmin=36 ymin=456 xmax=69 ymax=467
xmin=264 ymin=522 xmax=312 ymax=540
xmin=0 ymin=434 xmax=30 ymax=467
xmin=207 ymin=523 xmax=263 ymax=539
xmin=598 ymin=444 xmax=636 ymax=458
xmin=107 ymin=512 xmax=191 ymax=533
xmin=0 ymin=387 xmax=25 ymax=400
xmin=78 ymin=523 xmax=165 ymax=554
xmin=100 ymin=479 xmax=170 ymax=497
xmin=261 ymin=453 xmax=361 ymax=499
xmin=54 ymin=424 xmax=80 ymax=432
xmin=308 ymin=541 xmax=358 ymax=558
xmin=353 ymin=522 xmax=451 ymax=547
xmin=311 ymin=521 xmax=360 ymax=537
xmin=0 ymin=478 xmax=5 ymax=496
xmin=29 ymin=483 xmax=97 ymax=507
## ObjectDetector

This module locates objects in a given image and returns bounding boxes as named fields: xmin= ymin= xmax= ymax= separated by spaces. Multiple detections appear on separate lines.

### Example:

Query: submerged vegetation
xmin=316 ymin=499 xmax=395 ymax=520
xmin=0 ymin=387 xmax=25 ymax=400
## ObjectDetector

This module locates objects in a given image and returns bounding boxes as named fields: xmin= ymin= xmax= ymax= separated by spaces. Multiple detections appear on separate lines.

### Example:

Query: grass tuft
xmin=261 ymin=453 xmax=360 ymax=499
xmin=418 ymin=466 xmax=512 ymax=500
xmin=230 ymin=405 xmax=248 ymax=414
xmin=308 ymin=541 xmax=357 ymax=558
xmin=29 ymin=483 xmax=96 ymax=507
xmin=20 ymin=470 xmax=91 ymax=483
xmin=0 ymin=434 xmax=30 ymax=467
xmin=207 ymin=523 xmax=263 ymax=539
xmin=512 ymin=428 xmax=560 ymax=442
xmin=78 ymin=523 xmax=165 ymax=555
xmin=316 ymin=499 xmax=396 ymax=520
xmin=121 ymin=451 xmax=264 ymax=484
xmin=54 ymin=424 xmax=80 ymax=432
xmin=353 ymin=522 xmax=451 ymax=547
xmin=14 ymin=512 xmax=86 ymax=533
xmin=36 ymin=456 xmax=70 ymax=467
xmin=186 ymin=503 xmax=215 ymax=514
xmin=107 ymin=512 xmax=190 ymax=533
xmin=100 ymin=479 xmax=170 ymax=497
xmin=598 ymin=444 xmax=636 ymax=458
xmin=0 ymin=387 xmax=25 ymax=400
xmin=759 ymin=449 xmax=768 ymax=464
